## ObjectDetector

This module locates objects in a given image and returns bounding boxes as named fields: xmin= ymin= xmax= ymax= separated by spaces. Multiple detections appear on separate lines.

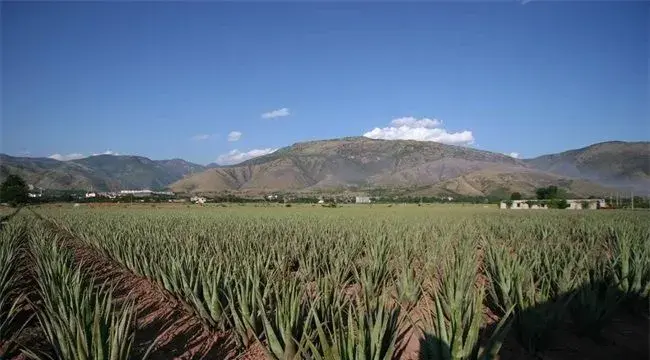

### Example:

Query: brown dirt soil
xmin=238 ymin=342 xmax=267 ymax=360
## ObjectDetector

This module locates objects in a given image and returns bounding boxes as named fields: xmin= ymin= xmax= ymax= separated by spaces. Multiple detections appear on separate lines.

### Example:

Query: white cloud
xmin=227 ymin=131 xmax=242 ymax=142
xmin=49 ymin=150 xmax=119 ymax=161
xmin=92 ymin=150 xmax=119 ymax=156
xmin=191 ymin=134 xmax=211 ymax=141
xmin=49 ymin=153 xmax=85 ymax=161
xmin=216 ymin=148 xmax=278 ymax=165
xmin=363 ymin=116 xmax=474 ymax=146
xmin=508 ymin=152 xmax=520 ymax=159
xmin=261 ymin=108 xmax=290 ymax=119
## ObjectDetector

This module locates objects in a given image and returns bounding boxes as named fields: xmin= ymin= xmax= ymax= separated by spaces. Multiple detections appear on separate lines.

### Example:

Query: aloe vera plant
xmin=421 ymin=287 xmax=514 ymax=360
xmin=27 ymin=222 xmax=136 ymax=360
xmin=422 ymin=244 xmax=513 ymax=360
xmin=395 ymin=264 xmax=423 ymax=311
xmin=484 ymin=245 xmax=518 ymax=317
xmin=609 ymin=226 xmax=650 ymax=302
xmin=226 ymin=260 xmax=270 ymax=349
xmin=260 ymin=279 xmax=313 ymax=360
xmin=0 ymin=221 xmax=29 ymax=357
xmin=310 ymin=295 xmax=405 ymax=360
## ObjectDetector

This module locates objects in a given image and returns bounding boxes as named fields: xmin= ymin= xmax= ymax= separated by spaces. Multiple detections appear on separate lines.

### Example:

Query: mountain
xmin=525 ymin=141 xmax=650 ymax=194
xmin=170 ymin=137 xmax=617 ymax=197
xmin=3 ymin=139 xmax=645 ymax=197
xmin=0 ymin=154 xmax=205 ymax=191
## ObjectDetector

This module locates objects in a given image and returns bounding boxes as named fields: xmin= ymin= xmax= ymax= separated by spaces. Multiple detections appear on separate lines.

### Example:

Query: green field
xmin=2 ymin=204 xmax=649 ymax=359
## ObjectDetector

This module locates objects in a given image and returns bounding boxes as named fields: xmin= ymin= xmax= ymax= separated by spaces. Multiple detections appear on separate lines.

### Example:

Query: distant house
xmin=190 ymin=196 xmax=206 ymax=204
xmin=119 ymin=190 xmax=153 ymax=197
xmin=27 ymin=184 xmax=43 ymax=198
xmin=566 ymin=199 xmax=607 ymax=210
xmin=98 ymin=192 xmax=117 ymax=199
xmin=85 ymin=192 xmax=97 ymax=198
xmin=500 ymin=199 xmax=606 ymax=210
xmin=355 ymin=196 xmax=371 ymax=204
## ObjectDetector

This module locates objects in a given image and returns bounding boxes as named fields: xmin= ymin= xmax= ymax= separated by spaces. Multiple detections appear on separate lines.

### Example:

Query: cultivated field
xmin=1 ymin=204 xmax=648 ymax=359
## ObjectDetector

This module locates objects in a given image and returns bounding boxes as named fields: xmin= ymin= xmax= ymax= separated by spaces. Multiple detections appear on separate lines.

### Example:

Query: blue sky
xmin=2 ymin=1 xmax=648 ymax=165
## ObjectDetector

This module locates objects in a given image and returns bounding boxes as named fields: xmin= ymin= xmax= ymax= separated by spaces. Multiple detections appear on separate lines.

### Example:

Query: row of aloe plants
xmin=37 ymin=206 xmax=650 ymax=359
xmin=20 ymin=217 xmax=140 ymax=360
xmin=0 ymin=217 xmax=30 ymax=357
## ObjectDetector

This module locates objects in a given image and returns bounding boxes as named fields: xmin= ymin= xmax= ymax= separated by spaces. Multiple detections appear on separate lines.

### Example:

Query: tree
xmin=510 ymin=192 xmax=522 ymax=200
xmin=536 ymin=187 xmax=548 ymax=200
xmin=535 ymin=185 xmax=563 ymax=200
xmin=0 ymin=175 xmax=29 ymax=206
xmin=549 ymin=198 xmax=570 ymax=209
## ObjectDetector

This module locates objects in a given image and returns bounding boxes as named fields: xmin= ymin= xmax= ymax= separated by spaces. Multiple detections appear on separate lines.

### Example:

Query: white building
xmin=355 ymin=196 xmax=371 ymax=204
xmin=566 ymin=199 xmax=607 ymax=210
xmin=98 ymin=192 xmax=117 ymax=199
xmin=191 ymin=196 xmax=206 ymax=204
xmin=85 ymin=192 xmax=97 ymax=198
xmin=500 ymin=199 xmax=606 ymax=210
xmin=119 ymin=190 xmax=153 ymax=197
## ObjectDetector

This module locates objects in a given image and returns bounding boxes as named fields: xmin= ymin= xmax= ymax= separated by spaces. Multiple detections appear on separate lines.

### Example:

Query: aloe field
xmin=1 ymin=204 xmax=649 ymax=360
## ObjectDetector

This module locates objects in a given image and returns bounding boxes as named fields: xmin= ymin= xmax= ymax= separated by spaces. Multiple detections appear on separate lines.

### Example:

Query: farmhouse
xmin=500 ymin=199 xmax=607 ymax=210
xmin=190 ymin=196 xmax=206 ymax=204
xmin=355 ymin=196 xmax=371 ymax=204
xmin=119 ymin=189 xmax=153 ymax=197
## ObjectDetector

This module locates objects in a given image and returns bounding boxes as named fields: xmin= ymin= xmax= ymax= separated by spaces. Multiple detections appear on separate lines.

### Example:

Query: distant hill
xmin=170 ymin=137 xmax=619 ymax=197
xmin=3 ymin=139 xmax=645 ymax=197
xmin=525 ymin=141 xmax=650 ymax=195
xmin=0 ymin=154 xmax=205 ymax=191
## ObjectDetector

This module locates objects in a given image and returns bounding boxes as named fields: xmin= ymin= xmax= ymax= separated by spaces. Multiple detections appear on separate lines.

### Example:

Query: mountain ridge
xmin=2 ymin=139 xmax=647 ymax=197
xmin=170 ymin=138 xmax=648 ymax=196
xmin=0 ymin=154 xmax=205 ymax=191
xmin=524 ymin=141 xmax=650 ymax=194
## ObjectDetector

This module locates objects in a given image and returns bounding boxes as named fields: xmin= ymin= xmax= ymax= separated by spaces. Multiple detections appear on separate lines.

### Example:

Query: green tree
xmin=510 ymin=192 xmax=522 ymax=200
xmin=0 ymin=175 xmax=29 ymax=206
xmin=549 ymin=198 xmax=570 ymax=209
xmin=535 ymin=185 xmax=564 ymax=200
